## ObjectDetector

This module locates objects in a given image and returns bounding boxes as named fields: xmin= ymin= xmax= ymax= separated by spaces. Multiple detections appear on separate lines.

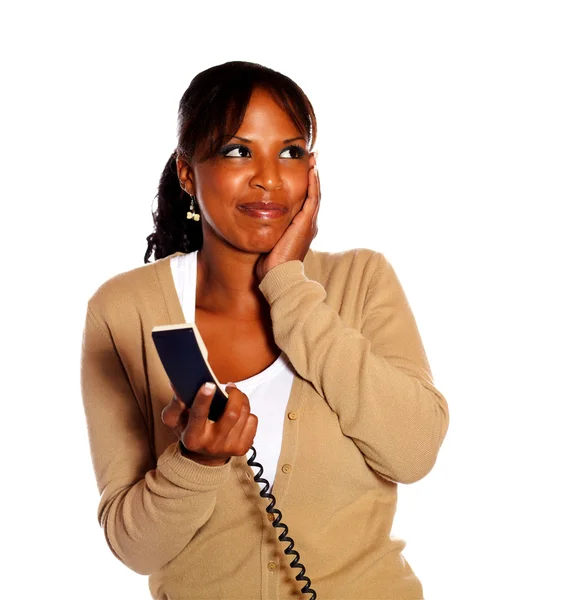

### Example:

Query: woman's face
xmin=178 ymin=87 xmax=312 ymax=254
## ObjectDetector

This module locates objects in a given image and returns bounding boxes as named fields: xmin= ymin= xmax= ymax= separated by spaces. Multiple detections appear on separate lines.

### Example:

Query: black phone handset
xmin=151 ymin=325 xmax=317 ymax=598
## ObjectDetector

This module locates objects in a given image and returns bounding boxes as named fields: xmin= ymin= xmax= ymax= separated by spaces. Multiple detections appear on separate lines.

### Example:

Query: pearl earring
xmin=187 ymin=195 xmax=200 ymax=221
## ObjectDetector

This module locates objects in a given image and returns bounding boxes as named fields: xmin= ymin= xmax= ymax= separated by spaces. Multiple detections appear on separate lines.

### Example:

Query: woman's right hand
xmin=161 ymin=382 xmax=258 ymax=466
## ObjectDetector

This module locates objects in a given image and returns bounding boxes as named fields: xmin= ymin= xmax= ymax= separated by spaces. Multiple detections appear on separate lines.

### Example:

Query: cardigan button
xmin=267 ymin=561 xmax=277 ymax=571
xmin=282 ymin=464 xmax=292 ymax=474
xmin=268 ymin=513 xmax=275 ymax=522
xmin=287 ymin=411 xmax=298 ymax=420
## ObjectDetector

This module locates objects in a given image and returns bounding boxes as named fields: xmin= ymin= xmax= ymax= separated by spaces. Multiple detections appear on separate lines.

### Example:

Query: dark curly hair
xmin=144 ymin=61 xmax=318 ymax=264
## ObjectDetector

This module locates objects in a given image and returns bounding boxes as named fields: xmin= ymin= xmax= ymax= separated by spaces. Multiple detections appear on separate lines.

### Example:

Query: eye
xmin=280 ymin=145 xmax=306 ymax=159
xmin=219 ymin=144 xmax=251 ymax=158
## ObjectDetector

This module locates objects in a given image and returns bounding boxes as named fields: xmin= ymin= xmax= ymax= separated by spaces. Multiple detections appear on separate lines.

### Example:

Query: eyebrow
xmin=228 ymin=135 xmax=305 ymax=144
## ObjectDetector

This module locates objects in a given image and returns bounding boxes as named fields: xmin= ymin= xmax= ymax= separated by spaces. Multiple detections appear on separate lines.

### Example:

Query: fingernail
xmin=203 ymin=382 xmax=216 ymax=394
xmin=226 ymin=381 xmax=237 ymax=388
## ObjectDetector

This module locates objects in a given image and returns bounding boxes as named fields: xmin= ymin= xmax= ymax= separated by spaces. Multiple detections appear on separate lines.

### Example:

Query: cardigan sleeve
xmin=258 ymin=252 xmax=449 ymax=484
xmin=80 ymin=305 xmax=231 ymax=575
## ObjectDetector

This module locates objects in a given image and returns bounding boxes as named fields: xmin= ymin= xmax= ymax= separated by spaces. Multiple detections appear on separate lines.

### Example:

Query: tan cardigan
xmin=81 ymin=247 xmax=449 ymax=600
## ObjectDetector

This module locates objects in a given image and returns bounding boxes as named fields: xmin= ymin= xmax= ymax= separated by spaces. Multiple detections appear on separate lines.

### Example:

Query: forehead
xmin=235 ymin=88 xmax=303 ymax=139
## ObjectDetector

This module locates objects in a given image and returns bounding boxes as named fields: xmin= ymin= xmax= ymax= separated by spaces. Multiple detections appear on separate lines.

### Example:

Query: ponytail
xmin=144 ymin=152 xmax=203 ymax=264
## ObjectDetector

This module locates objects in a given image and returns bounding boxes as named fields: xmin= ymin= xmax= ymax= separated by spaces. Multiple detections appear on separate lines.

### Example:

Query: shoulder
xmin=86 ymin=252 xmax=183 ymax=323
xmin=305 ymin=246 xmax=385 ymax=284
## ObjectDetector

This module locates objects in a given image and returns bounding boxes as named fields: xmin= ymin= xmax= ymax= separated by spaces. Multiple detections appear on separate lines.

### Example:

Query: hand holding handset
xmin=152 ymin=323 xmax=228 ymax=421
xmin=154 ymin=323 xmax=258 ymax=466
xmin=153 ymin=323 xmax=316 ymax=598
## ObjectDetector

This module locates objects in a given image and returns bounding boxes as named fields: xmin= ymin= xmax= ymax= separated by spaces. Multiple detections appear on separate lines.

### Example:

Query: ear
xmin=176 ymin=155 xmax=196 ymax=196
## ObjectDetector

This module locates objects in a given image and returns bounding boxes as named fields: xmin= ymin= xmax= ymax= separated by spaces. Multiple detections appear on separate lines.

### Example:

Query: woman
xmin=81 ymin=60 xmax=449 ymax=600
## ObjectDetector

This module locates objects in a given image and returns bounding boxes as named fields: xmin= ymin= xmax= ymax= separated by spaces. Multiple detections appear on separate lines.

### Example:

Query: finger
xmin=314 ymin=161 xmax=321 ymax=201
xmin=223 ymin=393 xmax=252 ymax=448
xmin=236 ymin=413 xmax=259 ymax=455
xmin=301 ymin=164 xmax=318 ymax=214
xmin=313 ymin=164 xmax=321 ymax=207
xmin=186 ymin=382 xmax=217 ymax=438
xmin=168 ymin=382 xmax=190 ymax=408
xmin=311 ymin=160 xmax=321 ymax=227
xmin=213 ymin=385 xmax=245 ymax=440
xmin=308 ymin=165 xmax=320 ymax=223
xmin=161 ymin=394 xmax=188 ymax=428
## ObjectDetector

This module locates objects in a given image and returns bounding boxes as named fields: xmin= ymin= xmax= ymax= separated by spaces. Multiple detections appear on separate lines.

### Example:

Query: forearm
xmin=275 ymin=292 xmax=445 ymax=483
xmin=99 ymin=442 xmax=231 ymax=575
xmin=81 ymin=307 xmax=231 ymax=575
xmin=259 ymin=254 xmax=449 ymax=484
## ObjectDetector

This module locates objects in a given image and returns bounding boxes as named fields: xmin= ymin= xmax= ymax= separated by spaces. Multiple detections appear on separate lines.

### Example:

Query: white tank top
xmin=170 ymin=251 xmax=295 ymax=491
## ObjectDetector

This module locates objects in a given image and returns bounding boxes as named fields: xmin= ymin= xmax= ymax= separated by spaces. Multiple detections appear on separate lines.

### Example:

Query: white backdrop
xmin=1 ymin=1 xmax=582 ymax=599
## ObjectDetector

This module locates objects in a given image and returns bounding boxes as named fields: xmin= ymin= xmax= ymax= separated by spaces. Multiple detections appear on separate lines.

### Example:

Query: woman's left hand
xmin=255 ymin=153 xmax=321 ymax=282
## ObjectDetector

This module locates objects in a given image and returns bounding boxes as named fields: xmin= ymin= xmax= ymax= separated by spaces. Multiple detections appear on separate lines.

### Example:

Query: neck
xmin=196 ymin=237 xmax=268 ymax=321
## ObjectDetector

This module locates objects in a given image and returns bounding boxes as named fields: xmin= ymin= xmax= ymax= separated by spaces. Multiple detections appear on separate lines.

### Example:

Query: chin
xmin=241 ymin=229 xmax=285 ymax=253
xmin=247 ymin=240 xmax=279 ymax=254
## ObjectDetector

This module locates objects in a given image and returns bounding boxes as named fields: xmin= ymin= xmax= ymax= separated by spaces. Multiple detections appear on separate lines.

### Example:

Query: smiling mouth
xmin=238 ymin=201 xmax=288 ymax=211
xmin=237 ymin=206 xmax=287 ymax=219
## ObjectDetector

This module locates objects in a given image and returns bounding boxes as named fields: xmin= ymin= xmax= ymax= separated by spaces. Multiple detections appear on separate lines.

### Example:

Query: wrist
xmin=179 ymin=440 xmax=229 ymax=467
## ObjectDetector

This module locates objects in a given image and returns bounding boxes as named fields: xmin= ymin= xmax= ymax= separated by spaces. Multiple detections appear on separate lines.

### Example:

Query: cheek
xmin=288 ymin=168 xmax=309 ymax=202
xmin=195 ymin=165 xmax=246 ymax=202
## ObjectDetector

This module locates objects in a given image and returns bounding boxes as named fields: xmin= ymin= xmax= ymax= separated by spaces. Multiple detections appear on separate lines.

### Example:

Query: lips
xmin=238 ymin=202 xmax=287 ymax=211
xmin=237 ymin=202 xmax=288 ymax=220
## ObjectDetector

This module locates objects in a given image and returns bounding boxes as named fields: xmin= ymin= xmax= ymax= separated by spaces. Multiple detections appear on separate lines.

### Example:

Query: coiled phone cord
xmin=247 ymin=446 xmax=317 ymax=600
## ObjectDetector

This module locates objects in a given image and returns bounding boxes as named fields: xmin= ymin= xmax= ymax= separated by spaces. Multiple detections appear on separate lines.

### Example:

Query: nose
xmin=249 ymin=157 xmax=283 ymax=191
